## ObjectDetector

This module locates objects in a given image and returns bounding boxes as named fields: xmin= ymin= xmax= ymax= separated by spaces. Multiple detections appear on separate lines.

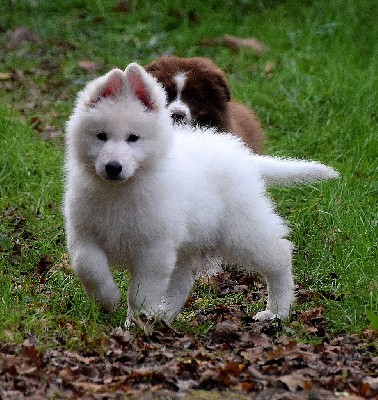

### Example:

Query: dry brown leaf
xmin=224 ymin=34 xmax=269 ymax=53
xmin=71 ymin=381 xmax=106 ymax=393
xmin=7 ymin=26 xmax=42 ymax=48
xmin=279 ymin=373 xmax=312 ymax=392
xmin=200 ymin=34 xmax=269 ymax=54
xmin=359 ymin=376 xmax=378 ymax=397
xmin=240 ymin=348 xmax=263 ymax=363
xmin=212 ymin=320 xmax=239 ymax=342
xmin=58 ymin=365 xmax=77 ymax=382
xmin=199 ymin=37 xmax=226 ymax=47
xmin=78 ymin=60 xmax=103 ymax=72
xmin=0 ymin=72 xmax=13 ymax=80
xmin=264 ymin=60 xmax=278 ymax=76
xmin=29 ymin=116 xmax=44 ymax=132
xmin=299 ymin=306 xmax=325 ymax=323
xmin=64 ymin=351 xmax=98 ymax=366
xmin=362 ymin=328 xmax=378 ymax=339
xmin=43 ymin=128 xmax=62 ymax=140
xmin=112 ymin=0 xmax=131 ymax=13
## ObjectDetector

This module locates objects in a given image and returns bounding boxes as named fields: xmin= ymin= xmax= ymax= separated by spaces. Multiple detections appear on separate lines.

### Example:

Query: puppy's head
xmin=66 ymin=63 xmax=172 ymax=183
xmin=146 ymin=56 xmax=231 ymax=131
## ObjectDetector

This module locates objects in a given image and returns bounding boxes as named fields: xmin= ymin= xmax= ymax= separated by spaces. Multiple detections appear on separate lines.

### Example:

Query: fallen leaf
xmin=212 ymin=320 xmax=239 ymax=342
xmin=111 ymin=326 xmax=132 ymax=345
xmin=299 ymin=306 xmax=325 ymax=323
xmin=59 ymin=366 xmax=79 ymax=383
xmin=43 ymin=128 xmax=62 ymax=140
xmin=264 ymin=60 xmax=278 ymax=79
xmin=200 ymin=34 xmax=269 ymax=54
xmin=29 ymin=116 xmax=44 ymax=132
xmin=279 ymin=373 xmax=312 ymax=392
xmin=217 ymin=361 xmax=246 ymax=386
xmin=7 ymin=26 xmax=42 ymax=48
xmin=71 ymin=382 xmax=106 ymax=393
xmin=93 ymin=16 xmax=105 ymax=24
xmin=35 ymin=255 xmax=53 ymax=279
xmin=200 ymin=37 xmax=226 ymax=47
xmin=359 ymin=376 xmax=378 ymax=397
xmin=64 ymin=351 xmax=98 ymax=366
xmin=198 ymin=368 xmax=219 ymax=389
xmin=362 ymin=328 xmax=378 ymax=339
xmin=113 ymin=0 xmax=131 ymax=13
xmin=0 ymin=72 xmax=13 ymax=80
xmin=224 ymin=34 xmax=269 ymax=53
xmin=11 ymin=69 xmax=25 ymax=81
xmin=0 ymin=272 xmax=376 ymax=399
xmin=78 ymin=60 xmax=103 ymax=72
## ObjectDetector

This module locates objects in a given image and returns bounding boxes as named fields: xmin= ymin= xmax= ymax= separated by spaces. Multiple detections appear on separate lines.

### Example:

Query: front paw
xmin=254 ymin=309 xmax=287 ymax=321
xmin=125 ymin=311 xmax=170 ymax=334
xmin=254 ymin=310 xmax=275 ymax=321
xmin=95 ymin=283 xmax=121 ymax=311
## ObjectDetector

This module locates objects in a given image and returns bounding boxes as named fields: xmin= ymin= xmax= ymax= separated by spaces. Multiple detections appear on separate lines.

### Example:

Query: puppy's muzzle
xmin=171 ymin=109 xmax=188 ymax=125
xmin=105 ymin=161 xmax=122 ymax=179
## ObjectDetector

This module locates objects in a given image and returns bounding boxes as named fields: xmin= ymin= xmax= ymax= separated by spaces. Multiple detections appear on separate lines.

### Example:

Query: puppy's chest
xmin=80 ymin=192 xmax=160 ymax=262
xmin=88 ymin=201 xmax=130 ymax=258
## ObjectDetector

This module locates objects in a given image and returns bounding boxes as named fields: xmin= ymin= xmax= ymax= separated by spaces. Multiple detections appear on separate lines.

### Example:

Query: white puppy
xmin=64 ymin=63 xmax=338 ymax=325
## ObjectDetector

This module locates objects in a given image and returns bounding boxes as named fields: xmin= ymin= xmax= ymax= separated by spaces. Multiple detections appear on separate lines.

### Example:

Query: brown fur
xmin=145 ymin=56 xmax=265 ymax=154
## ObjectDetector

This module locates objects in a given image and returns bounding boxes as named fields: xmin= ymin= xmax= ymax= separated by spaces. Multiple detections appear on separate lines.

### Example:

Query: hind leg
xmin=250 ymin=238 xmax=294 ymax=321
xmin=253 ymin=238 xmax=294 ymax=320
xmin=222 ymin=187 xmax=295 ymax=320
xmin=224 ymin=228 xmax=294 ymax=321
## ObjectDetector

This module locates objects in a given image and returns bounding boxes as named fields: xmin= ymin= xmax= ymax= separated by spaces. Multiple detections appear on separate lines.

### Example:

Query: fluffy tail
xmin=251 ymin=155 xmax=339 ymax=185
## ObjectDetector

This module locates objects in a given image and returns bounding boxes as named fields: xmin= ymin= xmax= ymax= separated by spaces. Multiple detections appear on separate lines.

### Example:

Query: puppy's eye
xmin=97 ymin=132 xmax=108 ymax=141
xmin=166 ymin=89 xmax=176 ymax=103
xmin=127 ymin=134 xmax=139 ymax=143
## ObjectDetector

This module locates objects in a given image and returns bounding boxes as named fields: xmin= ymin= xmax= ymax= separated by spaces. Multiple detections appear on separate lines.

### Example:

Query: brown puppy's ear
xmin=145 ymin=55 xmax=179 ymax=74
xmin=145 ymin=60 xmax=160 ymax=73
xmin=213 ymin=73 xmax=231 ymax=102
xmin=191 ymin=57 xmax=231 ymax=102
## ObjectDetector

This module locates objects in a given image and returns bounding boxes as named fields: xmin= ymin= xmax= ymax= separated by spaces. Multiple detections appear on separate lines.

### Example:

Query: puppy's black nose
xmin=171 ymin=110 xmax=187 ymax=124
xmin=105 ymin=161 xmax=122 ymax=178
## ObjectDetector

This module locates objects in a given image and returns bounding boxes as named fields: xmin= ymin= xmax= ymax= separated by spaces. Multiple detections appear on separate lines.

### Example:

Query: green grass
xmin=0 ymin=0 xmax=377 ymax=345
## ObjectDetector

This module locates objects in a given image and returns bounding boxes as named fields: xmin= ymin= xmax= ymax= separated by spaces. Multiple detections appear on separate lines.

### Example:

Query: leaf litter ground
xmin=1 ymin=271 xmax=377 ymax=399
xmin=1 ymin=320 xmax=377 ymax=399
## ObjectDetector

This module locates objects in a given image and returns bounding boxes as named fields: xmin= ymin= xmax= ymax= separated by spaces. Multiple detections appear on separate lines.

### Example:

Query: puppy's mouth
xmin=169 ymin=106 xmax=191 ymax=125
xmin=95 ymin=161 xmax=129 ymax=182
xmin=104 ymin=161 xmax=123 ymax=181
xmin=171 ymin=111 xmax=189 ymax=125
xmin=100 ymin=174 xmax=131 ymax=184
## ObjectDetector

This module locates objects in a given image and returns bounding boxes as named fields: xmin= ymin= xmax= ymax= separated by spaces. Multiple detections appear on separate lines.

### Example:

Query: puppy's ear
xmin=144 ymin=60 xmax=160 ymax=73
xmin=84 ymin=69 xmax=125 ymax=107
xmin=99 ymin=70 xmax=124 ymax=99
xmin=196 ymin=57 xmax=231 ymax=102
xmin=214 ymin=74 xmax=231 ymax=102
xmin=125 ymin=63 xmax=166 ymax=111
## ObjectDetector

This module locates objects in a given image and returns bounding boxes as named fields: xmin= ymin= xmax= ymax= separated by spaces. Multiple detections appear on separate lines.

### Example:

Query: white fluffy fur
xmin=64 ymin=63 xmax=338 ymax=326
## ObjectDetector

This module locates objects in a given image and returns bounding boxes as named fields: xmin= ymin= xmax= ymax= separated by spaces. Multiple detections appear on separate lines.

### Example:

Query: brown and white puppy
xmin=145 ymin=56 xmax=265 ymax=154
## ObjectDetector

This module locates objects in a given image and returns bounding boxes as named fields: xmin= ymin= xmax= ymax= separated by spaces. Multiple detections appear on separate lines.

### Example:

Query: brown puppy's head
xmin=146 ymin=56 xmax=231 ymax=131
